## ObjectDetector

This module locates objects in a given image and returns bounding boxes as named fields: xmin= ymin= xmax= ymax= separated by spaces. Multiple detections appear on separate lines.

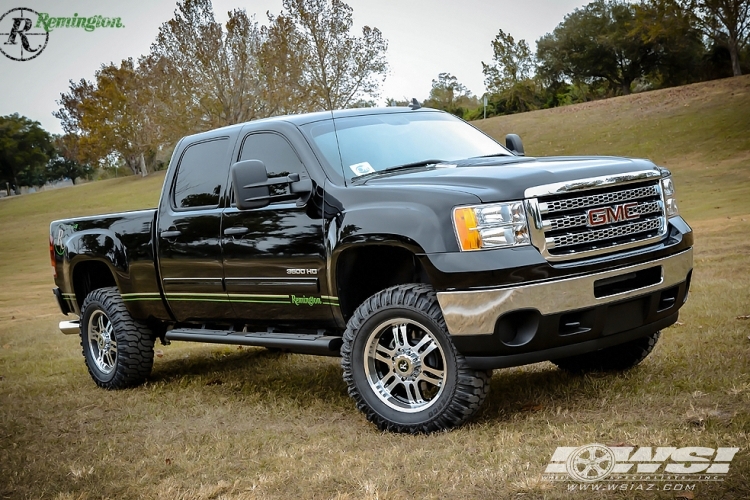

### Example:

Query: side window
xmin=173 ymin=138 xmax=230 ymax=209
xmin=239 ymin=132 xmax=307 ymax=180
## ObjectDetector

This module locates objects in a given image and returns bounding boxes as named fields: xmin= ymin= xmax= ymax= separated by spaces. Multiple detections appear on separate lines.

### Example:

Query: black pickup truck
xmin=51 ymin=107 xmax=693 ymax=433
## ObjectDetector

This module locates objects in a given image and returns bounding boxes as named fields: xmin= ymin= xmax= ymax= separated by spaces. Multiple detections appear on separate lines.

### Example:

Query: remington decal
xmin=291 ymin=295 xmax=322 ymax=306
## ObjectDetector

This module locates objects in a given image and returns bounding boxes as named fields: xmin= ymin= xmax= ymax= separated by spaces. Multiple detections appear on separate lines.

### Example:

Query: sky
xmin=0 ymin=0 xmax=591 ymax=135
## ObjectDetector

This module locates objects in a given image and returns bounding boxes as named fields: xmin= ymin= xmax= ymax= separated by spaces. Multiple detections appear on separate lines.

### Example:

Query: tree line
xmin=2 ymin=0 xmax=747 ymax=192
xmin=425 ymin=0 xmax=749 ymax=119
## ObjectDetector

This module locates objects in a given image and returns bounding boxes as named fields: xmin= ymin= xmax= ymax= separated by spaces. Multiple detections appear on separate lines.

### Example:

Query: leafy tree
xmin=679 ymin=0 xmax=750 ymax=75
xmin=423 ymin=73 xmax=478 ymax=116
xmin=482 ymin=30 xmax=534 ymax=94
xmin=278 ymin=0 xmax=388 ymax=110
xmin=0 ymin=114 xmax=54 ymax=195
xmin=536 ymin=0 xmax=658 ymax=95
xmin=634 ymin=0 xmax=706 ymax=86
xmin=481 ymin=30 xmax=541 ymax=115
xmin=149 ymin=0 xmax=271 ymax=133
xmin=55 ymin=59 xmax=161 ymax=176
xmin=46 ymin=134 xmax=94 ymax=185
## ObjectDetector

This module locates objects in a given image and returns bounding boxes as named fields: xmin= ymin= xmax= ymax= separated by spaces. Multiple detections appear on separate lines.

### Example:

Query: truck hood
xmin=360 ymin=156 xmax=663 ymax=202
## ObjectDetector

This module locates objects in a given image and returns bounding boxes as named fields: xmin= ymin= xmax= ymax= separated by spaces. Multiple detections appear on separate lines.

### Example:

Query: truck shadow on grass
xmin=478 ymin=364 xmax=647 ymax=422
xmin=148 ymin=347 xmax=350 ymax=405
xmin=148 ymin=347 xmax=642 ymax=424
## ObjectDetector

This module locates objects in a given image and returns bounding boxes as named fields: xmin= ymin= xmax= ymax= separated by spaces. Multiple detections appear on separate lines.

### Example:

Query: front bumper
xmin=437 ymin=248 xmax=692 ymax=335
xmin=437 ymin=248 xmax=693 ymax=369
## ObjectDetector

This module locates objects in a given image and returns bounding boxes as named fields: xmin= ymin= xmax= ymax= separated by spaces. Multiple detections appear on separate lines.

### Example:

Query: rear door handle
xmin=160 ymin=230 xmax=181 ymax=238
xmin=223 ymin=227 xmax=249 ymax=236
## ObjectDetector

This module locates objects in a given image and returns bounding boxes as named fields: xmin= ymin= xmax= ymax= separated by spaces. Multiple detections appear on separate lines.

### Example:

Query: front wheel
xmin=341 ymin=284 xmax=491 ymax=433
xmin=80 ymin=287 xmax=155 ymax=389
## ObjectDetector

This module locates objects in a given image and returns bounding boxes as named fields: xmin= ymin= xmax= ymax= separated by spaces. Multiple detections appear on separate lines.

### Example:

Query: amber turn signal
xmin=453 ymin=207 xmax=482 ymax=251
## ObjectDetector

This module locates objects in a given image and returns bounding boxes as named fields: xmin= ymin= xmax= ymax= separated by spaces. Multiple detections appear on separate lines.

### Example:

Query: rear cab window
xmin=172 ymin=138 xmax=231 ymax=209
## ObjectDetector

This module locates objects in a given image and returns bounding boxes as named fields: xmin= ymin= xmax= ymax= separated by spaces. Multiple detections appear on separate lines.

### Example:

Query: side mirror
xmin=231 ymin=160 xmax=314 ymax=210
xmin=231 ymin=160 xmax=271 ymax=210
xmin=505 ymin=134 xmax=525 ymax=156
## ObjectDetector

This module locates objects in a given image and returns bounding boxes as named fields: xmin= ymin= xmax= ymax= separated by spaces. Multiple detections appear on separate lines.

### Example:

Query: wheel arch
xmin=332 ymin=237 xmax=430 ymax=322
xmin=71 ymin=258 xmax=119 ymax=311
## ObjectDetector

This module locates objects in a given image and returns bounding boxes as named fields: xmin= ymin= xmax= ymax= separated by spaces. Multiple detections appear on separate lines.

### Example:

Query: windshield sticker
xmin=349 ymin=162 xmax=375 ymax=176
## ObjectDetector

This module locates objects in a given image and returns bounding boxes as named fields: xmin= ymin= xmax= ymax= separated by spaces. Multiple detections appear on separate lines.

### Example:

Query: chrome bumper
xmin=59 ymin=320 xmax=80 ymax=335
xmin=436 ymin=248 xmax=693 ymax=336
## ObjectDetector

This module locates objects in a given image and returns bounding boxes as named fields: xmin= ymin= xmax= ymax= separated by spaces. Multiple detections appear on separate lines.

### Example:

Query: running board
xmin=165 ymin=329 xmax=343 ymax=357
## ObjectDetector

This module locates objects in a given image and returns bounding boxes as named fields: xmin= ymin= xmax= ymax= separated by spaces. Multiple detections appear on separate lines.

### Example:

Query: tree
xmin=630 ymin=0 xmax=706 ymax=86
xmin=149 ymin=0 xmax=271 ymax=133
xmin=481 ymin=30 xmax=541 ymax=115
xmin=46 ymin=134 xmax=94 ymax=185
xmin=278 ymin=0 xmax=388 ymax=110
xmin=536 ymin=0 xmax=658 ymax=95
xmin=680 ymin=0 xmax=750 ymax=75
xmin=55 ymin=59 xmax=161 ymax=176
xmin=423 ymin=73 xmax=478 ymax=116
xmin=0 ymin=114 xmax=54 ymax=195
xmin=482 ymin=30 xmax=534 ymax=94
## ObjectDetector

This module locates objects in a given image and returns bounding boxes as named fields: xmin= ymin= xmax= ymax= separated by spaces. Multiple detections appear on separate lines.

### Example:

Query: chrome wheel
xmin=86 ymin=310 xmax=117 ymax=375
xmin=364 ymin=317 xmax=446 ymax=413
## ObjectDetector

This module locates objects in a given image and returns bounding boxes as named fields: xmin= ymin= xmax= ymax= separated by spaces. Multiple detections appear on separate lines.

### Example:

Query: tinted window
xmin=239 ymin=133 xmax=307 ymax=179
xmin=173 ymin=138 xmax=230 ymax=209
xmin=238 ymin=133 xmax=307 ymax=200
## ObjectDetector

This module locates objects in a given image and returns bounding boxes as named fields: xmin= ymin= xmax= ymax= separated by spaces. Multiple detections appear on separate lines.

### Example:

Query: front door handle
xmin=160 ymin=230 xmax=181 ymax=238
xmin=223 ymin=227 xmax=249 ymax=236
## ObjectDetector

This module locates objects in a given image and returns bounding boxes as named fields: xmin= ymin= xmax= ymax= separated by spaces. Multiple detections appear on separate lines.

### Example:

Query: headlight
xmin=661 ymin=176 xmax=679 ymax=218
xmin=452 ymin=201 xmax=530 ymax=251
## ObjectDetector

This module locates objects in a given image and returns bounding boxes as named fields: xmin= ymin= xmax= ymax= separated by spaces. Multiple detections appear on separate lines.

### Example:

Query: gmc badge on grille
xmin=587 ymin=202 xmax=640 ymax=227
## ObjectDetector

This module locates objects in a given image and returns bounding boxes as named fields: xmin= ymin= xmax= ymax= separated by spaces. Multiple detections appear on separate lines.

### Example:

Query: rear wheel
xmin=341 ymin=284 xmax=491 ymax=433
xmin=552 ymin=332 xmax=661 ymax=373
xmin=80 ymin=287 xmax=155 ymax=389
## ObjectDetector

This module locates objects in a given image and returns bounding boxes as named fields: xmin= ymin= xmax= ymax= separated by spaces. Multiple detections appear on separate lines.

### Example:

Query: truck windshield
xmin=300 ymin=111 xmax=510 ymax=181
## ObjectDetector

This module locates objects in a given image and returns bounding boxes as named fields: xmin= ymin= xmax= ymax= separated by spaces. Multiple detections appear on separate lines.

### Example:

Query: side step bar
xmin=165 ymin=329 xmax=343 ymax=357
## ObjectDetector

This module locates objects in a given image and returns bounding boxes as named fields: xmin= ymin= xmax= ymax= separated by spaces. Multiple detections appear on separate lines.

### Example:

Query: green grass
xmin=1 ymin=77 xmax=750 ymax=499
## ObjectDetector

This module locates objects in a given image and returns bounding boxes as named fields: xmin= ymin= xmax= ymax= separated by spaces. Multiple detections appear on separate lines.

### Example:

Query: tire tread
xmin=341 ymin=284 xmax=491 ymax=433
xmin=80 ymin=287 xmax=154 ymax=389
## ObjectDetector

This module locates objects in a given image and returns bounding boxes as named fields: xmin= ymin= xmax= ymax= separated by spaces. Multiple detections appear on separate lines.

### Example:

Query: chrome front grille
xmin=544 ymin=185 xmax=659 ymax=213
xmin=525 ymin=170 xmax=668 ymax=262
xmin=550 ymin=217 xmax=662 ymax=248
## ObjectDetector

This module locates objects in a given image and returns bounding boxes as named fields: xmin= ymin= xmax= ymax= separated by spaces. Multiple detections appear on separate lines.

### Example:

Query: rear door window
xmin=173 ymin=138 xmax=230 ymax=209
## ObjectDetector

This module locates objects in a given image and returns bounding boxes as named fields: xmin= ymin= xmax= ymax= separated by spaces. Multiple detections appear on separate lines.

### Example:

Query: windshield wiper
xmin=353 ymin=159 xmax=446 ymax=182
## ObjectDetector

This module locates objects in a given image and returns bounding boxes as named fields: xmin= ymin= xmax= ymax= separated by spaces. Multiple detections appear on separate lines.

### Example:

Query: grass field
xmin=1 ymin=76 xmax=749 ymax=499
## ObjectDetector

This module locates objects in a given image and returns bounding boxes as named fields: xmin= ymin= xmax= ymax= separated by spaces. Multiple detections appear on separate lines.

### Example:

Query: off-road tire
xmin=341 ymin=284 xmax=492 ymax=433
xmin=552 ymin=332 xmax=661 ymax=373
xmin=80 ymin=287 xmax=155 ymax=389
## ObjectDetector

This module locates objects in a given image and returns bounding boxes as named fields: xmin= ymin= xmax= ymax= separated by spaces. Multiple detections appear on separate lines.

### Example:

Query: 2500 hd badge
xmin=51 ymin=106 xmax=692 ymax=433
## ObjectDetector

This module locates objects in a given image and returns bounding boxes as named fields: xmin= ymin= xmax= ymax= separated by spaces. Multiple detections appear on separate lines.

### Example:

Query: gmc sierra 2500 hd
xmin=51 ymin=106 xmax=693 ymax=433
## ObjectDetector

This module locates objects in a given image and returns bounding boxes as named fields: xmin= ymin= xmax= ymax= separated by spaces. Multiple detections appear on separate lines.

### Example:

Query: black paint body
xmin=50 ymin=108 xmax=693 ymax=367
